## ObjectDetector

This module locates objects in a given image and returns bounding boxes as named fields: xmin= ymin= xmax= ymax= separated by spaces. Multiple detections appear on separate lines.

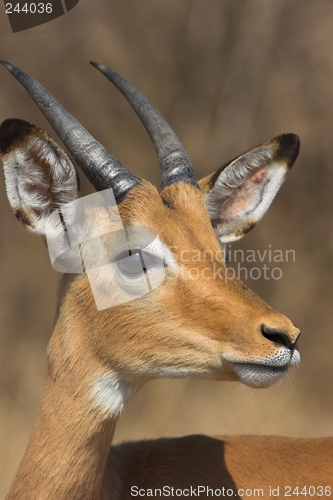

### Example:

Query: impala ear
xmin=0 ymin=119 xmax=79 ymax=235
xmin=198 ymin=134 xmax=300 ymax=243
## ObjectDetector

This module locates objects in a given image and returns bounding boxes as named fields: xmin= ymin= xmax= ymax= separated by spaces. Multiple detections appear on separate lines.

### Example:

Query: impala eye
xmin=116 ymin=250 xmax=163 ymax=278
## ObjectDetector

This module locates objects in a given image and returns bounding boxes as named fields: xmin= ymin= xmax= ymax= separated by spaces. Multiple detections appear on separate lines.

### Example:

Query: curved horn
xmin=0 ymin=61 xmax=140 ymax=202
xmin=90 ymin=62 xmax=199 ymax=190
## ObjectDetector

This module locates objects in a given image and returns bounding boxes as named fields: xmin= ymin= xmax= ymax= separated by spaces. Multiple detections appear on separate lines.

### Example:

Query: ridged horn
xmin=90 ymin=62 xmax=199 ymax=190
xmin=0 ymin=61 xmax=140 ymax=202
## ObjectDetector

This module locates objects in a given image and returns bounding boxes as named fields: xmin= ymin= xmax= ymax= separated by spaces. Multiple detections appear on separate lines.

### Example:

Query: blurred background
xmin=1 ymin=0 xmax=333 ymax=496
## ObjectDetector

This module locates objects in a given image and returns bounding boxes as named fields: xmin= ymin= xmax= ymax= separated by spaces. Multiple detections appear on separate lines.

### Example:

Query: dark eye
xmin=116 ymin=250 xmax=163 ymax=278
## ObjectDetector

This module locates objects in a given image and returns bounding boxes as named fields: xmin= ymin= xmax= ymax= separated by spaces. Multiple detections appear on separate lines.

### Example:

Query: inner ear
xmin=207 ymin=150 xmax=281 ymax=224
xmin=198 ymin=134 xmax=300 ymax=243
xmin=1 ymin=118 xmax=79 ymax=234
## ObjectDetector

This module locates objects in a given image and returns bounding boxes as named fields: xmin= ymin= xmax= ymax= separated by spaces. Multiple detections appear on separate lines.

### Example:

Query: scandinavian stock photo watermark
xmin=44 ymin=187 xmax=296 ymax=311
xmin=166 ymin=244 xmax=296 ymax=283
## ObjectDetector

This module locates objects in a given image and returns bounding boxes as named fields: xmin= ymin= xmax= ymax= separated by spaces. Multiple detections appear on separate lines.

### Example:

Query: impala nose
xmin=261 ymin=325 xmax=300 ymax=350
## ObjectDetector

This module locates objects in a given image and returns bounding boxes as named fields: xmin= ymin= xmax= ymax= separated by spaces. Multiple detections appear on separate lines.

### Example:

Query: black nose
xmin=261 ymin=325 xmax=300 ymax=350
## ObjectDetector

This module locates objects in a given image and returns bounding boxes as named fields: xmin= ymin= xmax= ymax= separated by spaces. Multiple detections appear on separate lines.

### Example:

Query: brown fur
xmin=12 ymin=205 xmax=36 ymax=229
xmin=5 ymin=182 xmax=304 ymax=500
xmin=2 ymin=114 xmax=316 ymax=499
xmin=108 ymin=435 xmax=333 ymax=498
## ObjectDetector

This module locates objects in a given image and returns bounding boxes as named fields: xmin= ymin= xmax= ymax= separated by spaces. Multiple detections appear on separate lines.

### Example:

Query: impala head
xmin=1 ymin=62 xmax=300 ymax=417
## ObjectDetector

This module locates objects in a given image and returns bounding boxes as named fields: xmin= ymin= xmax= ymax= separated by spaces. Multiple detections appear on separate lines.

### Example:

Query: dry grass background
xmin=1 ymin=0 xmax=333 ymax=496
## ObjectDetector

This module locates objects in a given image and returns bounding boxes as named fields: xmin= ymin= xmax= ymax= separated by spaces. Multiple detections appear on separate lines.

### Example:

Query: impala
xmin=1 ymin=61 xmax=331 ymax=500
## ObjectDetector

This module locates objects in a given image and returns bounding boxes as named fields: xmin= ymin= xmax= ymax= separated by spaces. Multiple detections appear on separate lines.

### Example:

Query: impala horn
xmin=0 ymin=61 xmax=140 ymax=202
xmin=90 ymin=62 xmax=199 ymax=190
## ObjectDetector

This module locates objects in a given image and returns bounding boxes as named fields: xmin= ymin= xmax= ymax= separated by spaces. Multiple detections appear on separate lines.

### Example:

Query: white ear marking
xmin=207 ymin=162 xmax=287 ymax=243
xmin=1 ymin=120 xmax=79 ymax=234
xmin=203 ymin=137 xmax=298 ymax=243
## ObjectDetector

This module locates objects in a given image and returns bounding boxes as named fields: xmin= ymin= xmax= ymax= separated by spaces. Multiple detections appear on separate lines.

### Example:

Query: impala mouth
xmin=225 ymin=349 xmax=300 ymax=388
xmin=231 ymin=362 xmax=289 ymax=387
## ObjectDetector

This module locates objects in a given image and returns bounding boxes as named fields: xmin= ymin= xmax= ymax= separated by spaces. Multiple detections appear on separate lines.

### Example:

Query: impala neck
xmin=7 ymin=314 xmax=124 ymax=500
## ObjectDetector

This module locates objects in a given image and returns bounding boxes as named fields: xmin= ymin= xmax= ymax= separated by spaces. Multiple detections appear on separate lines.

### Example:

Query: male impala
xmin=1 ymin=61 xmax=331 ymax=500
